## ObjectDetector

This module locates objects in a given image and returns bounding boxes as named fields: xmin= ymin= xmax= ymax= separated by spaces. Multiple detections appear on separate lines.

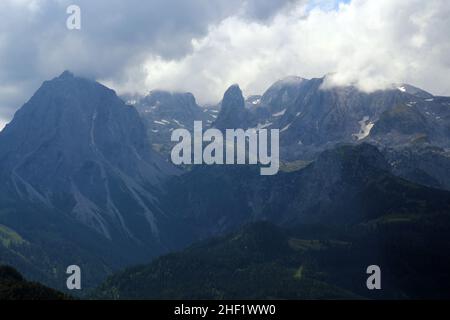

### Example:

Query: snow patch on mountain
xmin=173 ymin=119 xmax=184 ymax=127
xmin=353 ymin=116 xmax=374 ymax=140
xmin=256 ymin=121 xmax=273 ymax=129
xmin=272 ymin=109 xmax=286 ymax=117
xmin=281 ymin=123 xmax=292 ymax=132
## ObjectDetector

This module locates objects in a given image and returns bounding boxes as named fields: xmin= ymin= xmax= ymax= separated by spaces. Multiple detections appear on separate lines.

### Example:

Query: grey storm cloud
xmin=0 ymin=0 xmax=298 ymax=124
xmin=1 ymin=0 xmax=450 ymax=129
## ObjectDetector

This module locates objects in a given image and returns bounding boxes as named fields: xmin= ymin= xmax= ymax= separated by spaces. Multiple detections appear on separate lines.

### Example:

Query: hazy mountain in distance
xmin=127 ymin=75 xmax=450 ymax=172
xmin=0 ymin=71 xmax=191 ymax=288
xmin=259 ymin=76 xmax=307 ymax=113
xmin=207 ymin=76 xmax=450 ymax=189
xmin=134 ymin=90 xmax=217 ymax=157
xmin=161 ymin=143 xmax=450 ymax=238
xmin=210 ymin=76 xmax=450 ymax=160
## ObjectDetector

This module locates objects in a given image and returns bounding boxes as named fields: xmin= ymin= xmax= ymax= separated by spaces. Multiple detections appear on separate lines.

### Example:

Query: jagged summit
xmin=259 ymin=75 xmax=308 ymax=114
xmin=0 ymin=70 xmax=133 ymax=163
xmin=0 ymin=72 xmax=178 ymax=245
xmin=227 ymin=83 xmax=241 ymax=90
xmin=134 ymin=88 xmax=216 ymax=156
xmin=58 ymin=70 xmax=75 ymax=79
xmin=274 ymin=75 xmax=306 ymax=85
xmin=213 ymin=84 xmax=249 ymax=130
xmin=144 ymin=90 xmax=198 ymax=110
xmin=222 ymin=84 xmax=245 ymax=109
xmin=393 ymin=83 xmax=434 ymax=99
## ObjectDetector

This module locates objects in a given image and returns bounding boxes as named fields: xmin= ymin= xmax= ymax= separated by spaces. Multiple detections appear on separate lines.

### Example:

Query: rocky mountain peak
xmin=0 ymin=72 xmax=177 ymax=244
xmin=213 ymin=84 xmax=250 ymax=130
xmin=222 ymin=84 xmax=245 ymax=110
xmin=58 ymin=70 xmax=75 ymax=79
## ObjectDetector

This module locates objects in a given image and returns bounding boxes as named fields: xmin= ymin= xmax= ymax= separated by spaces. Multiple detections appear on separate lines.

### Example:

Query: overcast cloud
xmin=1 ymin=0 xmax=450 ymax=130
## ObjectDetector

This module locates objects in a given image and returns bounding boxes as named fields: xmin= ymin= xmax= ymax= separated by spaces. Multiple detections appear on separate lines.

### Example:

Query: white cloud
xmin=0 ymin=0 xmax=298 ymax=120
xmin=1 ymin=0 xmax=450 ymax=118
xmin=107 ymin=0 xmax=450 ymax=103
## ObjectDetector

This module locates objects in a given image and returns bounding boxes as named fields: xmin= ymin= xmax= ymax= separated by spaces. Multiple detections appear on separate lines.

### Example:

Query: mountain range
xmin=130 ymin=90 xmax=217 ymax=157
xmin=130 ymin=75 xmax=450 ymax=190
xmin=161 ymin=143 xmax=450 ymax=239
xmin=0 ymin=71 xmax=450 ymax=298
xmin=0 ymin=71 xmax=189 ymax=288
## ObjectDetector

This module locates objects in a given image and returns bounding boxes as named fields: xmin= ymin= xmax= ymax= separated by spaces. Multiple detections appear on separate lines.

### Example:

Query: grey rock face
xmin=131 ymin=75 xmax=450 ymax=195
xmin=214 ymin=84 xmax=251 ymax=130
xmin=208 ymin=76 xmax=450 ymax=164
xmin=134 ymin=90 xmax=216 ymax=157
xmin=383 ymin=144 xmax=450 ymax=191
xmin=265 ymin=78 xmax=448 ymax=159
xmin=138 ymin=76 xmax=449 ymax=192
xmin=0 ymin=71 xmax=179 ymax=246
xmin=245 ymin=95 xmax=262 ymax=109
xmin=260 ymin=76 xmax=306 ymax=113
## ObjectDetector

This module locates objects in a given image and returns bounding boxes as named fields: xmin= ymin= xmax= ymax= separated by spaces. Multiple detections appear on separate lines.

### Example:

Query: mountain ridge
xmin=0 ymin=71 xmax=191 ymax=289
xmin=1 ymin=70 xmax=450 ymax=294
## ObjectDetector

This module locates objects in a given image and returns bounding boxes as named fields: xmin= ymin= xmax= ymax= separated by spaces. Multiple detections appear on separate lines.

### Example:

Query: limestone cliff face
xmin=0 ymin=71 xmax=179 ymax=245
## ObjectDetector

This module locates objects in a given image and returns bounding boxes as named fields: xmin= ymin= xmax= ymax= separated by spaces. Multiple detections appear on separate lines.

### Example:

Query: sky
xmin=1 ymin=0 xmax=450 ymax=131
